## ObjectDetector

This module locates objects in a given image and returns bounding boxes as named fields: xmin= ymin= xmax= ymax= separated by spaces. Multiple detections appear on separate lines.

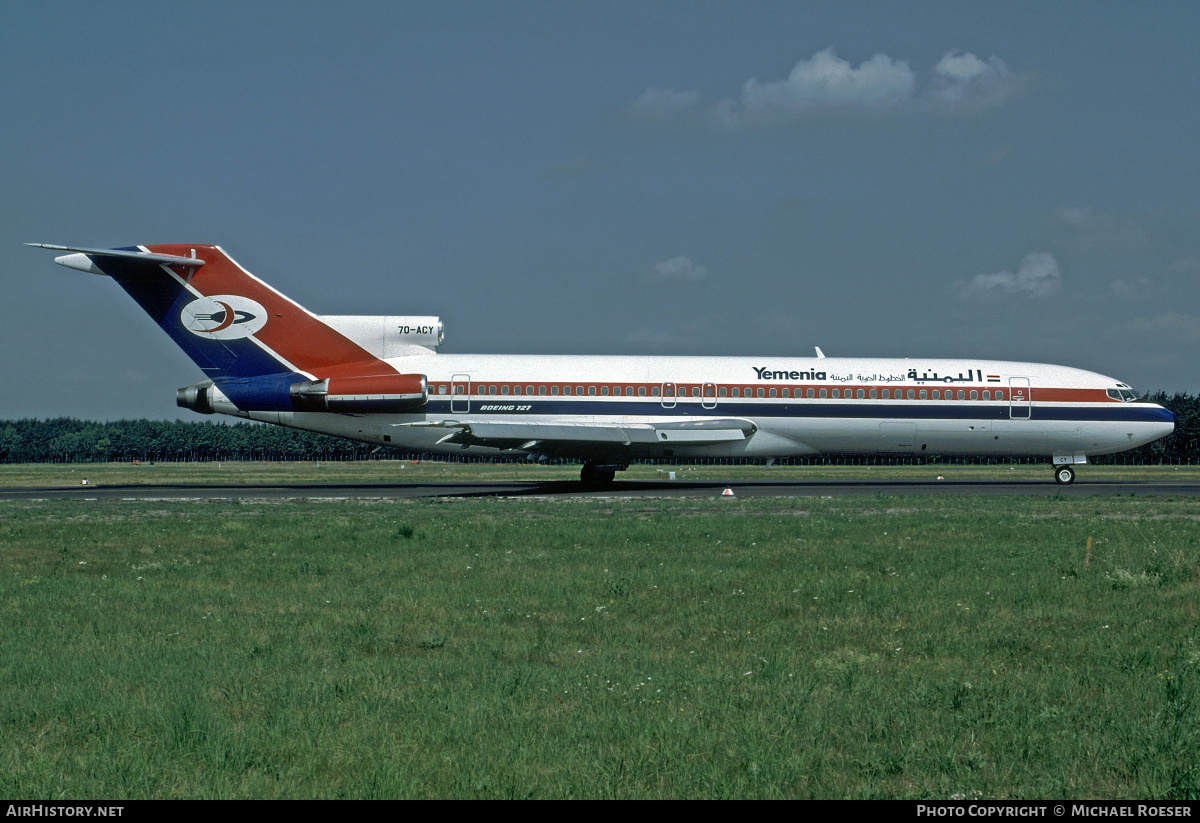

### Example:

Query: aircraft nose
xmin=1155 ymin=406 xmax=1176 ymax=439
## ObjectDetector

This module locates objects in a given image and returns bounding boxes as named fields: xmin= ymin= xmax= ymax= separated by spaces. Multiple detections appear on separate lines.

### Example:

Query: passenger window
xmin=807 ymin=389 xmax=815 ymax=398
xmin=718 ymin=387 xmax=726 ymax=397
xmin=732 ymin=388 xmax=740 ymax=397
xmin=551 ymin=386 xmax=559 ymax=396
xmin=769 ymin=388 xmax=777 ymax=398
xmin=957 ymin=390 xmax=964 ymax=400
xmin=639 ymin=387 xmax=647 ymax=397
xmin=832 ymin=389 xmax=840 ymax=399
xmin=906 ymin=390 xmax=914 ymax=400
xmin=970 ymin=391 xmax=978 ymax=400
xmin=527 ymin=385 xmax=534 ymax=395
xmin=931 ymin=390 xmax=939 ymax=400
xmin=869 ymin=389 xmax=877 ymax=399
xmin=756 ymin=388 xmax=765 ymax=398
xmin=502 ymin=386 xmax=511 ymax=395
xmin=856 ymin=389 xmax=864 ymax=399
xmin=781 ymin=389 xmax=790 ymax=398
xmin=601 ymin=386 xmax=609 ymax=396
xmin=626 ymin=387 xmax=634 ymax=396
xmin=983 ymin=391 xmax=990 ymax=400
xmin=588 ymin=386 xmax=596 ymax=396
xmin=651 ymin=387 xmax=660 ymax=396
xmin=489 ymin=385 xmax=497 ymax=395
xmin=692 ymin=387 xmax=701 ymax=397
xmin=819 ymin=389 xmax=827 ymax=398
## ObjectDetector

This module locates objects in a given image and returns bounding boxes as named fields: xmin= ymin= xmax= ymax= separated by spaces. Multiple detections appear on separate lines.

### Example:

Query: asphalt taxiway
xmin=3 ymin=477 xmax=1198 ymax=501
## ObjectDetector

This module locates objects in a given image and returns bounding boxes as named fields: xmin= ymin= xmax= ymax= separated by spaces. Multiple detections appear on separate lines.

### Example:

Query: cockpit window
xmin=1107 ymin=388 xmax=1138 ymax=402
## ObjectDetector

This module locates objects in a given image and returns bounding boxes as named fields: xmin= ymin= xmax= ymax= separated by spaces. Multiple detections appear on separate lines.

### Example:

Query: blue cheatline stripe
xmin=96 ymin=256 xmax=291 ymax=380
xmin=422 ymin=398 xmax=1174 ymax=424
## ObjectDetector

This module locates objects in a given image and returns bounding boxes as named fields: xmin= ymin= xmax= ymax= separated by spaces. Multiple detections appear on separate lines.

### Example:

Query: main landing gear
xmin=580 ymin=461 xmax=623 ymax=488
xmin=1054 ymin=465 xmax=1075 ymax=485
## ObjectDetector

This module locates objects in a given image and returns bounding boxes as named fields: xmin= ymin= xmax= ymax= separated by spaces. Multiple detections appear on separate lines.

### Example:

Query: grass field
xmin=2 ymin=487 xmax=1198 ymax=798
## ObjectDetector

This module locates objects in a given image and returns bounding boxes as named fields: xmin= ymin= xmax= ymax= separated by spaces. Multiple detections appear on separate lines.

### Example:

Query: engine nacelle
xmin=320 ymin=316 xmax=444 ymax=357
xmin=176 ymin=380 xmax=215 ymax=414
xmin=178 ymin=373 xmax=300 ymax=414
xmin=178 ymin=372 xmax=428 ymax=415
xmin=290 ymin=373 xmax=428 ymax=412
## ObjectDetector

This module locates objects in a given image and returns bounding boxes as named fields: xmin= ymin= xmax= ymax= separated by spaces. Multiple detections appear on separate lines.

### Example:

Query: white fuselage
xmin=228 ymin=354 xmax=1175 ymax=463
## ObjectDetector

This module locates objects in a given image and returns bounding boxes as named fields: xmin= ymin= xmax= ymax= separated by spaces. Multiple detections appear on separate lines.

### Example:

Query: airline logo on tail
xmin=181 ymin=295 xmax=267 ymax=339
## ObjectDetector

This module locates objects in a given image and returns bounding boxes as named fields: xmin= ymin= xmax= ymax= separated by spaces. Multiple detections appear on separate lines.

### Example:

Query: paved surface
xmin=3 ymin=477 xmax=1198 ymax=501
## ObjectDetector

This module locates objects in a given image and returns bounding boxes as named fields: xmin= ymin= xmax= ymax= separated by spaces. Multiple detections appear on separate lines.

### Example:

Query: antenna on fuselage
xmin=814 ymin=346 xmax=825 ymax=358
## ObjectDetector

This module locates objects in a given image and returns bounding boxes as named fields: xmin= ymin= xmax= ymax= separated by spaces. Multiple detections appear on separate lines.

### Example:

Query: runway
xmin=3 ymin=477 xmax=1199 ymax=501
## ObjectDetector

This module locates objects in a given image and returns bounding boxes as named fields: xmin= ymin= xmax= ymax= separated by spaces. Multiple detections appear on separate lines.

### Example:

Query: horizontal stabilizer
xmin=27 ymin=244 xmax=205 ymax=274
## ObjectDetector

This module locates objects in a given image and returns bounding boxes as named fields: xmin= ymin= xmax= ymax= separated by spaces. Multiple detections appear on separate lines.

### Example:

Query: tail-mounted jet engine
xmin=177 ymin=373 xmax=428 ymax=414
xmin=289 ymin=374 xmax=428 ymax=412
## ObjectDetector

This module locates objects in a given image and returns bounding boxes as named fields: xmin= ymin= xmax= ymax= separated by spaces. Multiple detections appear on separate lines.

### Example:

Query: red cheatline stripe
xmin=427 ymin=383 xmax=1118 ymax=403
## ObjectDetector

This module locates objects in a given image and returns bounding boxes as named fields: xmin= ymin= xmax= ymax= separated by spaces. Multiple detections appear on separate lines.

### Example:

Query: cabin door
xmin=451 ymin=374 xmax=471 ymax=413
xmin=1009 ymin=377 xmax=1031 ymax=419
xmin=660 ymin=382 xmax=677 ymax=409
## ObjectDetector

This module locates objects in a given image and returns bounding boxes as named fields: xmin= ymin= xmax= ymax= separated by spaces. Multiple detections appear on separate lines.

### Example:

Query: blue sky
xmin=3 ymin=1 xmax=1198 ymax=420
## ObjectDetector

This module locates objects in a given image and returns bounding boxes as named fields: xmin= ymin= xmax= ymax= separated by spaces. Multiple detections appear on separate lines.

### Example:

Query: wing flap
xmin=402 ymin=417 xmax=754 ymax=450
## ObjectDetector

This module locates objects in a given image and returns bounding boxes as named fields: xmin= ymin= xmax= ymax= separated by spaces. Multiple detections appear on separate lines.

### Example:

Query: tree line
xmin=1 ymin=390 xmax=1197 ymax=464
xmin=0 ymin=418 xmax=378 ymax=463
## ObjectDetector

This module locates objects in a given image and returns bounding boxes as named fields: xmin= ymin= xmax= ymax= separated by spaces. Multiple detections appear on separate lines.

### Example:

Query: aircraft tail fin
xmin=30 ymin=243 xmax=390 ymax=384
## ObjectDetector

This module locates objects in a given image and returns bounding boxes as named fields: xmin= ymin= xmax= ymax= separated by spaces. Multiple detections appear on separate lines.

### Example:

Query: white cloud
xmin=720 ymin=49 xmax=915 ymax=126
xmin=1110 ymin=276 xmax=1153 ymax=297
xmin=628 ymin=87 xmax=701 ymax=121
xmin=641 ymin=48 xmax=1022 ymax=129
xmin=626 ymin=327 xmax=676 ymax=345
xmin=1167 ymin=256 xmax=1200 ymax=274
xmin=1052 ymin=207 xmax=1146 ymax=249
xmin=645 ymin=255 xmax=706 ymax=281
xmin=964 ymin=252 xmax=1061 ymax=299
xmin=925 ymin=50 xmax=1021 ymax=112
xmin=1127 ymin=312 xmax=1200 ymax=343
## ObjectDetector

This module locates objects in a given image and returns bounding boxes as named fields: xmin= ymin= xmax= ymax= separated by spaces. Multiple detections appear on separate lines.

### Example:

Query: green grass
xmin=1 ymin=494 xmax=1198 ymax=798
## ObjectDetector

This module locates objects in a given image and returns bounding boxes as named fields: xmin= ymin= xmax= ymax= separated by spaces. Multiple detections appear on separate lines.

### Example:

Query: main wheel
xmin=1054 ymin=465 xmax=1075 ymax=485
xmin=580 ymin=464 xmax=616 ymax=487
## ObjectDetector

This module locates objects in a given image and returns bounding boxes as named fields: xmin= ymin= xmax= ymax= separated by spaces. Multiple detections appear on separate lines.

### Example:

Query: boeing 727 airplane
xmin=29 ymin=243 xmax=1175 ymax=486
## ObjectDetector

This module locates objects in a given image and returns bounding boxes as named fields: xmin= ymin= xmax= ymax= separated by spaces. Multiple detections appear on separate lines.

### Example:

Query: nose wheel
xmin=1054 ymin=465 xmax=1075 ymax=485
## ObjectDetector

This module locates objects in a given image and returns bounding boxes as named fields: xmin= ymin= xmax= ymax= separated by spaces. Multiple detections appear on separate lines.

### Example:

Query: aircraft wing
xmin=398 ymin=417 xmax=756 ymax=453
